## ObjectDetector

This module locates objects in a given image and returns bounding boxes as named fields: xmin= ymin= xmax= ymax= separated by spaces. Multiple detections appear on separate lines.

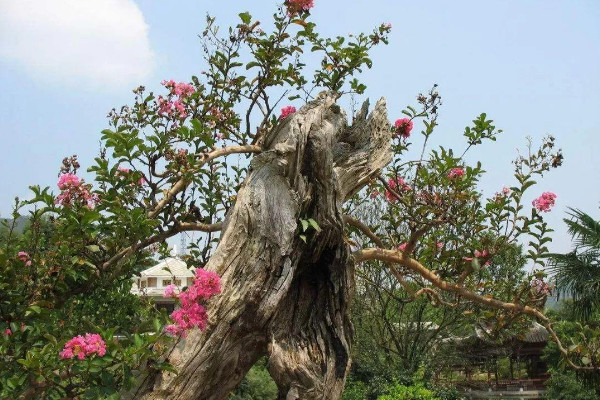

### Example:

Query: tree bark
xmin=128 ymin=92 xmax=391 ymax=400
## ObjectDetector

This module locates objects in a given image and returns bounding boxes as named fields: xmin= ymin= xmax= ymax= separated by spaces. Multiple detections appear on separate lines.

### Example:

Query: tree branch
xmin=353 ymin=247 xmax=596 ymax=371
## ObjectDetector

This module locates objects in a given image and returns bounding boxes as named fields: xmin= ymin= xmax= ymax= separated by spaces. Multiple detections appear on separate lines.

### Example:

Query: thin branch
xmin=353 ymin=247 xmax=596 ymax=371
xmin=149 ymin=144 xmax=261 ymax=219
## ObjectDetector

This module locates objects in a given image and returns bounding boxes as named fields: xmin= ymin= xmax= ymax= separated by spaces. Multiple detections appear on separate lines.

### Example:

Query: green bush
xmin=342 ymin=379 xmax=370 ymax=400
xmin=432 ymin=386 xmax=465 ymax=400
xmin=544 ymin=371 xmax=598 ymax=400
xmin=377 ymin=384 xmax=440 ymax=400
xmin=229 ymin=358 xmax=277 ymax=400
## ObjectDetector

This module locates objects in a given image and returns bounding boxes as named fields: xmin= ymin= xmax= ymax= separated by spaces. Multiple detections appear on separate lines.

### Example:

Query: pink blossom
xmin=370 ymin=190 xmax=380 ymax=199
xmin=56 ymin=174 xmax=98 ymax=209
xmin=194 ymin=268 xmax=222 ymax=299
xmin=164 ymin=324 xmax=181 ymax=337
xmin=394 ymin=118 xmax=413 ymax=139
xmin=171 ymin=303 xmax=208 ymax=331
xmin=4 ymin=329 xmax=11 ymax=336
xmin=17 ymin=251 xmax=31 ymax=266
xmin=398 ymin=243 xmax=408 ymax=252
xmin=57 ymin=173 xmax=82 ymax=190
xmin=464 ymin=250 xmax=490 ymax=266
xmin=286 ymin=0 xmax=314 ymax=15
xmin=531 ymin=278 xmax=551 ymax=295
xmin=167 ymin=268 xmax=221 ymax=336
xmin=447 ymin=168 xmax=465 ymax=179
xmin=474 ymin=250 xmax=488 ymax=258
xmin=532 ymin=192 xmax=557 ymax=213
xmin=157 ymin=96 xmax=173 ymax=116
xmin=60 ymin=333 xmax=106 ymax=360
xmin=83 ymin=333 xmax=106 ymax=357
xmin=173 ymin=100 xmax=187 ymax=118
xmin=502 ymin=187 xmax=511 ymax=195
xmin=59 ymin=335 xmax=87 ymax=360
xmin=164 ymin=284 xmax=177 ymax=298
xmin=382 ymin=22 xmax=392 ymax=29
xmin=436 ymin=242 xmax=443 ymax=250
xmin=279 ymin=106 xmax=297 ymax=120
xmin=173 ymin=82 xmax=195 ymax=98
xmin=385 ymin=176 xmax=411 ymax=202
xmin=161 ymin=79 xmax=176 ymax=89
xmin=162 ymin=80 xmax=195 ymax=99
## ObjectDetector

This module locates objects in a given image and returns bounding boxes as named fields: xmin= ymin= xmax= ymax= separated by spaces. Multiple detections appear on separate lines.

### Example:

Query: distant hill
xmin=0 ymin=215 xmax=29 ymax=234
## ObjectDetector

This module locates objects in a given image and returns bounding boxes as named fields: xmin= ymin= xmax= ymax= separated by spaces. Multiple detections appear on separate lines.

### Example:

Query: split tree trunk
xmin=128 ymin=92 xmax=392 ymax=400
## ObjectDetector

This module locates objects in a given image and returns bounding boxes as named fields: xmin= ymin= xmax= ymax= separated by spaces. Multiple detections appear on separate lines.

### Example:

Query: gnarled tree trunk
xmin=128 ymin=92 xmax=391 ymax=400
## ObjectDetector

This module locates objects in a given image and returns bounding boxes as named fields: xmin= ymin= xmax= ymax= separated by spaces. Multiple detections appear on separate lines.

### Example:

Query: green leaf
xmin=307 ymin=218 xmax=321 ymax=232
xmin=25 ymin=305 xmax=41 ymax=316
xmin=300 ymin=219 xmax=309 ymax=232
xmin=86 ymin=245 xmax=101 ymax=253
xmin=239 ymin=12 xmax=251 ymax=24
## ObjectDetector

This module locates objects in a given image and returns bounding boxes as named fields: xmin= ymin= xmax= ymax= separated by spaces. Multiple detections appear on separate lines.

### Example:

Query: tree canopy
xmin=0 ymin=1 xmax=597 ymax=399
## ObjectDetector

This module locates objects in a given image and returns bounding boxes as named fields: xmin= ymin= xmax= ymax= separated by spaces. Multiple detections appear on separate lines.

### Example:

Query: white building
xmin=130 ymin=256 xmax=194 ymax=312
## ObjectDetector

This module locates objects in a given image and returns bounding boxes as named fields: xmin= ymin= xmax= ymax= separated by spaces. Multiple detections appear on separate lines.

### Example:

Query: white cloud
xmin=0 ymin=0 xmax=154 ymax=90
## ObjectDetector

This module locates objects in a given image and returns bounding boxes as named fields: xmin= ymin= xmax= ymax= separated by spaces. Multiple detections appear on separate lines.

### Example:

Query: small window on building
xmin=186 ymin=277 xmax=194 ymax=287
xmin=174 ymin=279 xmax=181 ymax=286
xmin=163 ymin=279 xmax=172 ymax=287
xmin=147 ymin=277 xmax=157 ymax=287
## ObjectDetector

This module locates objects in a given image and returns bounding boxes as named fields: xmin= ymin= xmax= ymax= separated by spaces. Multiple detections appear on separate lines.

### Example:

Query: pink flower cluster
xmin=163 ymin=284 xmax=177 ymax=298
xmin=398 ymin=243 xmax=408 ymax=252
xmin=493 ymin=186 xmax=512 ymax=203
xmin=59 ymin=333 xmax=106 ymax=360
xmin=56 ymin=173 xmax=98 ymax=209
xmin=165 ymin=268 xmax=221 ymax=337
xmin=385 ymin=176 xmax=411 ymax=202
xmin=157 ymin=80 xmax=196 ymax=118
xmin=17 ymin=251 xmax=31 ymax=266
xmin=464 ymin=250 xmax=491 ymax=266
xmin=394 ymin=118 xmax=413 ymax=139
xmin=532 ymin=192 xmax=557 ymax=213
xmin=447 ymin=168 xmax=465 ymax=179
xmin=285 ymin=0 xmax=314 ymax=15
xmin=162 ymin=80 xmax=196 ymax=98
xmin=279 ymin=106 xmax=297 ymax=120
xmin=4 ymin=329 xmax=11 ymax=336
xmin=530 ymin=278 xmax=551 ymax=295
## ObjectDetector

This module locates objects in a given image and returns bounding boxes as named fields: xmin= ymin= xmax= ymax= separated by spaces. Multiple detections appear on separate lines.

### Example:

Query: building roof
xmin=139 ymin=257 xmax=194 ymax=278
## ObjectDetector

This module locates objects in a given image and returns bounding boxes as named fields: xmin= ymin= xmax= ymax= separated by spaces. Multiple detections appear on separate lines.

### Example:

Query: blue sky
xmin=0 ymin=0 xmax=598 ymax=254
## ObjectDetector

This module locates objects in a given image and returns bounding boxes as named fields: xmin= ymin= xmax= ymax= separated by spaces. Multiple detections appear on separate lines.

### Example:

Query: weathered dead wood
xmin=128 ymin=92 xmax=391 ymax=400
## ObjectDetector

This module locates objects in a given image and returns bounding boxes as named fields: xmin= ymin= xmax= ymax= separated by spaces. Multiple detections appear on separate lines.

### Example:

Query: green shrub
xmin=377 ymin=384 xmax=440 ymax=400
xmin=342 ymin=379 xmax=370 ymax=400
xmin=229 ymin=358 xmax=277 ymax=400
xmin=432 ymin=386 xmax=465 ymax=400
xmin=544 ymin=371 xmax=598 ymax=400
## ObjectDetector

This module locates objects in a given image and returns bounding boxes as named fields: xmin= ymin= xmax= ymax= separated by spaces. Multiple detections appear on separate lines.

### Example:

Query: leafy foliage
xmin=544 ymin=370 xmax=598 ymax=400
xmin=0 ymin=0 xmax=595 ymax=398
xmin=376 ymin=383 xmax=440 ymax=400
xmin=548 ymin=208 xmax=600 ymax=321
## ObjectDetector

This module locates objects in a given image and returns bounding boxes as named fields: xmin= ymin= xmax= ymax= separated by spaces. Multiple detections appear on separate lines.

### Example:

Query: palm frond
xmin=564 ymin=207 xmax=600 ymax=251
xmin=548 ymin=207 xmax=600 ymax=321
